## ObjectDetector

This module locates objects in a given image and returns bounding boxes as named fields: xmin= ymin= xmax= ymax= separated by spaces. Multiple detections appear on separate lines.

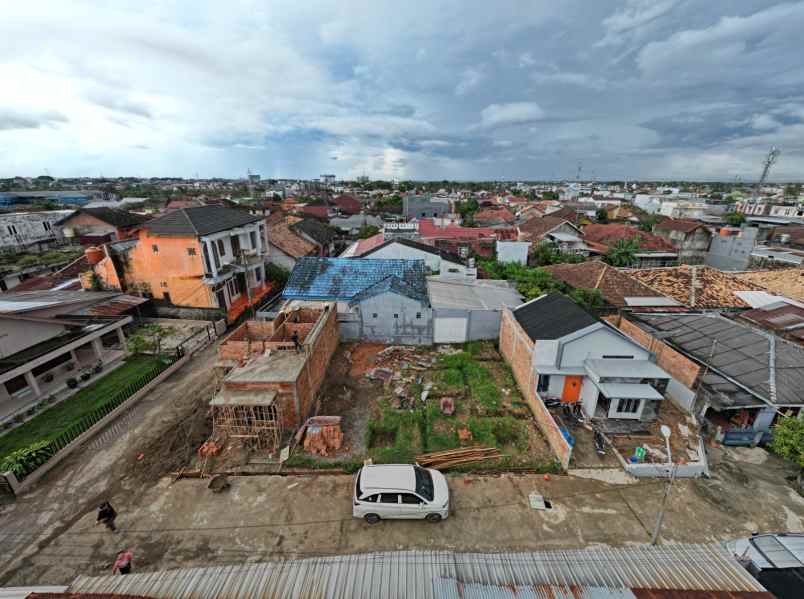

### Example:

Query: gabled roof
xmin=11 ymin=254 xmax=90 ymax=292
xmin=58 ymin=207 xmax=150 ymax=228
xmin=283 ymin=257 xmax=428 ymax=302
xmin=349 ymin=274 xmax=428 ymax=305
xmin=360 ymin=237 xmax=465 ymax=264
xmin=299 ymin=205 xmax=330 ymax=219
xmin=543 ymin=261 xmax=672 ymax=308
xmin=654 ymin=219 xmax=708 ymax=234
xmin=417 ymin=218 xmax=502 ymax=240
xmin=332 ymin=194 xmax=361 ymax=214
xmin=290 ymin=218 xmax=336 ymax=246
xmin=347 ymin=232 xmax=386 ymax=257
xmin=474 ymin=206 xmax=515 ymax=224
xmin=583 ymin=224 xmax=678 ymax=252
xmin=518 ymin=216 xmax=576 ymax=240
xmin=736 ymin=268 xmax=804 ymax=304
xmin=143 ymin=205 xmax=262 ymax=237
xmin=268 ymin=219 xmax=318 ymax=258
xmin=512 ymin=292 xmax=598 ymax=341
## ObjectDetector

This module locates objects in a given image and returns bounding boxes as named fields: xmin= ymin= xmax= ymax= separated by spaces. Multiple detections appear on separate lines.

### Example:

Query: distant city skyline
xmin=2 ymin=1 xmax=803 ymax=181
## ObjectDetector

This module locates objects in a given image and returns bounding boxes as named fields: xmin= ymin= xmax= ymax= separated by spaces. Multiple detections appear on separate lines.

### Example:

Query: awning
xmin=597 ymin=383 xmax=663 ymax=400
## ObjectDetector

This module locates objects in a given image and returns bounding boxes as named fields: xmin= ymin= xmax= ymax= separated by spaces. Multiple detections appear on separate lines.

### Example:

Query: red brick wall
xmin=297 ymin=306 xmax=339 ymax=420
xmin=499 ymin=308 xmax=573 ymax=469
xmin=613 ymin=317 xmax=701 ymax=389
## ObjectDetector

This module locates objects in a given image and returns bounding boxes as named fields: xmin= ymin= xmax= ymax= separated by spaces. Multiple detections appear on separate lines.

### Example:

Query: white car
xmin=353 ymin=464 xmax=450 ymax=524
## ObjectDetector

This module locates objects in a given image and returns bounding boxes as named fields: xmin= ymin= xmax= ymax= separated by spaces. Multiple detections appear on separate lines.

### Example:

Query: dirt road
xmin=2 ymin=339 xmax=803 ymax=586
xmin=0 ymin=342 xmax=220 ymax=585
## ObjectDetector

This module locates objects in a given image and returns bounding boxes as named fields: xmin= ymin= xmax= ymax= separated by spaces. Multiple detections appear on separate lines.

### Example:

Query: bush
xmin=436 ymin=368 xmax=464 ymax=392
xmin=66 ymin=377 xmax=78 ymax=389
xmin=492 ymin=416 xmax=529 ymax=451
xmin=0 ymin=440 xmax=54 ymax=478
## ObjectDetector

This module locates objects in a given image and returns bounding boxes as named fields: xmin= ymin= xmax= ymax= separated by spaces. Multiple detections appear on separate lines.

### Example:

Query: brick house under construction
xmin=211 ymin=301 xmax=338 ymax=449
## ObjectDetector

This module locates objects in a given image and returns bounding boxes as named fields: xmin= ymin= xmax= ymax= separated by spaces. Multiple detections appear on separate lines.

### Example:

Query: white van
xmin=353 ymin=464 xmax=450 ymax=524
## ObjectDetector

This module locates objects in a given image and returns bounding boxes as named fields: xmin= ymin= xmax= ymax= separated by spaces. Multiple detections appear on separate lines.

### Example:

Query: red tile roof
xmin=268 ymin=218 xmax=318 ymax=258
xmin=654 ymin=219 xmax=707 ymax=234
xmin=332 ymin=194 xmax=361 ymax=215
xmin=544 ymin=261 xmax=671 ymax=308
xmin=352 ymin=232 xmax=386 ymax=256
xmin=11 ymin=255 xmax=90 ymax=291
xmin=473 ymin=206 xmax=515 ymax=224
xmin=630 ymin=266 xmax=766 ymax=308
xmin=518 ymin=215 xmax=575 ymax=240
xmin=299 ymin=205 xmax=329 ymax=219
xmin=583 ymin=224 xmax=677 ymax=252
xmin=417 ymin=218 xmax=500 ymax=240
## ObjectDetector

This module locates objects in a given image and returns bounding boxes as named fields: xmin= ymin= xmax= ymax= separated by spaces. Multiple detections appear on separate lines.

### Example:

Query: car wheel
xmin=425 ymin=513 xmax=442 ymax=523
xmin=364 ymin=513 xmax=380 ymax=524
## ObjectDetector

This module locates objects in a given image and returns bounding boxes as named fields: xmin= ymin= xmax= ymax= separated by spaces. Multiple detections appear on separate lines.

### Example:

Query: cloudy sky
xmin=1 ymin=1 xmax=802 ymax=181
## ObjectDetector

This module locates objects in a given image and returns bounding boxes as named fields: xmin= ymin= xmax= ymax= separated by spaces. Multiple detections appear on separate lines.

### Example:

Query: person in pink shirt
xmin=112 ymin=549 xmax=134 ymax=575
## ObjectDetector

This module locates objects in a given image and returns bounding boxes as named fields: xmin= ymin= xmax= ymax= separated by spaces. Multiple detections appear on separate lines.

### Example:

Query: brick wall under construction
xmin=499 ymin=308 xmax=572 ymax=470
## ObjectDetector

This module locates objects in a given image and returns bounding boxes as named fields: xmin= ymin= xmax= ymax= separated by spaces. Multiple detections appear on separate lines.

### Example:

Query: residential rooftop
xmin=737 ymin=268 xmax=804 ymax=303
xmin=143 ymin=205 xmax=262 ymax=237
xmin=629 ymin=265 xmax=766 ymax=309
xmin=512 ymin=292 xmax=598 ymax=341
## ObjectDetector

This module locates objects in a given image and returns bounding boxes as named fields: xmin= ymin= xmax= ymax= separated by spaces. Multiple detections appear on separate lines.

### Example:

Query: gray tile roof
xmin=629 ymin=312 xmax=804 ymax=406
xmin=144 ymin=205 xmax=262 ymax=237
xmin=513 ymin=292 xmax=598 ymax=341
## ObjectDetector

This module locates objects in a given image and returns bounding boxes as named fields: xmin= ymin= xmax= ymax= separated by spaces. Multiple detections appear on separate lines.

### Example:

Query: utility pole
xmin=650 ymin=462 xmax=677 ymax=545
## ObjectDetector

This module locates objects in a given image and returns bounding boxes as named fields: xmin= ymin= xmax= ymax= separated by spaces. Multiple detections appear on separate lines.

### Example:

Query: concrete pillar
xmin=0 ymin=381 xmax=11 ymax=402
xmin=205 ymin=239 xmax=218 ymax=277
xmin=91 ymin=338 xmax=104 ymax=361
xmin=116 ymin=327 xmax=126 ymax=346
xmin=24 ymin=371 xmax=41 ymax=398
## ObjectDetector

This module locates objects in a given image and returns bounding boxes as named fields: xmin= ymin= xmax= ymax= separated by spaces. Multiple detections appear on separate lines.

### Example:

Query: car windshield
xmin=414 ymin=466 xmax=434 ymax=501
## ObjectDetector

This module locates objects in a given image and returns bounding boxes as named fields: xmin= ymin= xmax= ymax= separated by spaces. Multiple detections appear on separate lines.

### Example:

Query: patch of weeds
xmin=438 ymin=351 xmax=473 ymax=370
xmin=283 ymin=455 xmax=362 ymax=473
xmin=492 ymin=416 xmax=529 ymax=452
xmin=467 ymin=417 xmax=497 ymax=447
xmin=464 ymin=341 xmax=483 ymax=356
xmin=436 ymin=368 xmax=464 ymax=394
xmin=366 ymin=400 xmax=423 ymax=463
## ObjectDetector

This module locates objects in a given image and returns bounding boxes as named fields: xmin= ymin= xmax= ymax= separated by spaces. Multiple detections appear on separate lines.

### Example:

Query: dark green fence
xmin=26 ymin=354 xmax=179 ymax=479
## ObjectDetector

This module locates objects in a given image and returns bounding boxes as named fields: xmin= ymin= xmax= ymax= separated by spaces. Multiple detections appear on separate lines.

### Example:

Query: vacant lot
xmin=0 ymin=355 xmax=166 ymax=461
xmin=289 ymin=341 xmax=554 ymax=472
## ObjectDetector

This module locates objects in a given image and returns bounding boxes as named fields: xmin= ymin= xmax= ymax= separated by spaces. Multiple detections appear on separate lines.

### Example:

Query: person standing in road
xmin=113 ymin=549 xmax=134 ymax=575
xmin=96 ymin=502 xmax=117 ymax=532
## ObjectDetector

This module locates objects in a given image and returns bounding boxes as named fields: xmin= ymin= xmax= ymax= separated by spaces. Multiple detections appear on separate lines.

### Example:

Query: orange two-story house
xmin=85 ymin=206 xmax=273 ymax=321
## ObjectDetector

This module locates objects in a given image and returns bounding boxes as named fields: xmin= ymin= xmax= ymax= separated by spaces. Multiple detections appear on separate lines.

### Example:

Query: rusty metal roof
xmin=68 ymin=545 xmax=767 ymax=599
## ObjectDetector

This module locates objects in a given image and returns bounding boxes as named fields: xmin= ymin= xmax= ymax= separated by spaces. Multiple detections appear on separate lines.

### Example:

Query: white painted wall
xmin=580 ymin=378 xmax=599 ymax=416
xmin=434 ymin=316 xmax=467 ymax=343
xmin=0 ymin=319 xmax=66 ymax=357
xmin=366 ymin=243 xmax=467 ymax=275
xmin=496 ymin=241 xmax=529 ymax=265
xmin=559 ymin=327 xmax=649 ymax=368
xmin=533 ymin=339 xmax=561 ymax=368
xmin=547 ymin=374 xmax=565 ymax=397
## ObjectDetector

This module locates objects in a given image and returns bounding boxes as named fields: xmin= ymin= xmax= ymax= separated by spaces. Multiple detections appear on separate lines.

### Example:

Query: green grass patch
xmin=0 ymin=355 xmax=167 ymax=461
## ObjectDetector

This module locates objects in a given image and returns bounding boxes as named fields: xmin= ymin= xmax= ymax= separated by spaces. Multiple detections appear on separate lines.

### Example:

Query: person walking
xmin=291 ymin=330 xmax=302 ymax=353
xmin=96 ymin=502 xmax=117 ymax=532
xmin=113 ymin=549 xmax=134 ymax=575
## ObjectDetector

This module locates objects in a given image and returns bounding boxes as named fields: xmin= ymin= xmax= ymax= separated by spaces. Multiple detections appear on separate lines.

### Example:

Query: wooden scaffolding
xmin=210 ymin=389 xmax=283 ymax=451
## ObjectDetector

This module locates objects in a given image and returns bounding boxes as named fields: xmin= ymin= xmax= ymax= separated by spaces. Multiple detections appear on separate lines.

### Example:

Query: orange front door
xmin=562 ymin=376 xmax=582 ymax=403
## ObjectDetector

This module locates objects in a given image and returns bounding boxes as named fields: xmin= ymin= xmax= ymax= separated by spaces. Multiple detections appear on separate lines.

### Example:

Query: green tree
xmin=569 ymin=288 xmax=604 ymax=311
xmin=357 ymin=224 xmax=380 ymax=239
xmin=595 ymin=207 xmax=609 ymax=223
xmin=770 ymin=417 xmax=804 ymax=487
xmin=603 ymin=239 xmax=640 ymax=267
xmin=638 ymin=215 xmax=660 ymax=232
xmin=725 ymin=212 xmax=746 ymax=227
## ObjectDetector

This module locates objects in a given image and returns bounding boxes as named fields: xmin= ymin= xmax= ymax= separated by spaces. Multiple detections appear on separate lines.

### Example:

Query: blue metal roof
xmin=283 ymin=257 xmax=428 ymax=302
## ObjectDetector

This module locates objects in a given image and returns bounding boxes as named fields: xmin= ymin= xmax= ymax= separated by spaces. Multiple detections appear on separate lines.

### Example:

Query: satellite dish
xmin=660 ymin=425 xmax=672 ymax=439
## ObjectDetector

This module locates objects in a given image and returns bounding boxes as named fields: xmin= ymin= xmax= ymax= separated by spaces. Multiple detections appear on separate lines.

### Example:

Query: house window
xmin=616 ymin=398 xmax=640 ymax=414
xmin=160 ymin=281 xmax=168 ymax=288
xmin=217 ymin=239 xmax=226 ymax=255
xmin=187 ymin=247 xmax=197 ymax=256
xmin=603 ymin=355 xmax=633 ymax=359
xmin=537 ymin=375 xmax=550 ymax=393
xmin=227 ymin=278 xmax=239 ymax=299
xmin=254 ymin=268 xmax=262 ymax=282
xmin=416 ymin=312 xmax=421 ymax=319
xmin=249 ymin=231 xmax=257 ymax=248
xmin=152 ymin=244 xmax=159 ymax=253
xmin=42 ymin=221 xmax=52 ymax=231
xmin=394 ymin=314 xmax=399 ymax=319
xmin=448 ymin=268 xmax=459 ymax=273
xmin=6 ymin=225 xmax=18 ymax=235
xmin=373 ymin=313 xmax=378 ymax=318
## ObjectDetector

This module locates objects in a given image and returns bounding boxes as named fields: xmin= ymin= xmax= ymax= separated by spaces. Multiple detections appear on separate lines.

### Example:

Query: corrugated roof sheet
xmin=628 ymin=312 xmax=804 ymax=406
xmin=283 ymin=257 xmax=428 ymax=302
xmin=68 ymin=545 xmax=767 ymax=598
xmin=427 ymin=278 xmax=522 ymax=310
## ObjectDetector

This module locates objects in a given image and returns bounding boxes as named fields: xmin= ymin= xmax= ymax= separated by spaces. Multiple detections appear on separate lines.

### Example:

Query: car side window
xmin=363 ymin=494 xmax=379 ymax=503
xmin=400 ymin=493 xmax=422 ymax=505
xmin=380 ymin=493 xmax=399 ymax=504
